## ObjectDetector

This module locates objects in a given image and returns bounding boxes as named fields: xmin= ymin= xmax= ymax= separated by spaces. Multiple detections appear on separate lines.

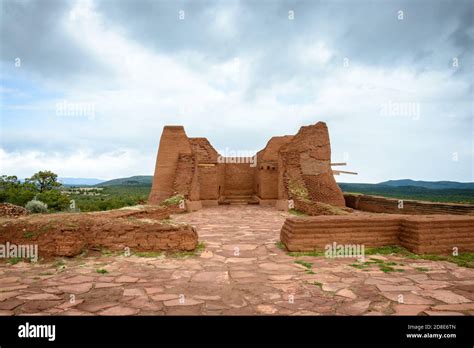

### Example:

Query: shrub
xmin=36 ymin=190 xmax=70 ymax=211
xmin=25 ymin=200 xmax=48 ymax=213
xmin=161 ymin=194 xmax=185 ymax=206
xmin=288 ymin=179 xmax=309 ymax=201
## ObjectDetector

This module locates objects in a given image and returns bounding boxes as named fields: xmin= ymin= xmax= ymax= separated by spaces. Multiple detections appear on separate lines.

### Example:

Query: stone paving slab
xmin=0 ymin=206 xmax=473 ymax=315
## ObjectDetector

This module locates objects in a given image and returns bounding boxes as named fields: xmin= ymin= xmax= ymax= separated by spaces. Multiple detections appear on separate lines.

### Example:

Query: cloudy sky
xmin=0 ymin=0 xmax=472 ymax=183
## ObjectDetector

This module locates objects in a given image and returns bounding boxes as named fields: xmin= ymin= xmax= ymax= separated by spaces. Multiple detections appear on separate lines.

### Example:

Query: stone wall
xmin=256 ymin=166 xmax=278 ymax=199
xmin=344 ymin=193 xmax=474 ymax=215
xmin=399 ymin=216 xmax=474 ymax=254
xmin=173 ymin=153 xmax=195 ymax=197
xmin=0 ymin=206 xmax=198 ymax=258
xmin=149 ymin=126 xmax=193 ymax=204
xmin=198 ymin=165 xmax=220 ymax=200
xmin=256 ymin=136 xmax=293 ymax=200
xmin=149 ymin=122 xmax=346 ymax=207
xmin=222 ymin=163 xmax=256 ymax=196
xmin=280 ymin=214 xmax=474 ymax=254
xmin=278 ymin=122 xmax=346 ymax=207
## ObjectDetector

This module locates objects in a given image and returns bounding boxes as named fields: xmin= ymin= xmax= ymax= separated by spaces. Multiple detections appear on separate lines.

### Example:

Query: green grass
xmin=365 ymin=245 xmax=412 ymax=256
xmin=429 ymin=253 xmax=474 ymax=268
xmin=313 ymin=281 xmax=323 ymax=288
xmin=378 ymin=265 xmax=404 ymax=273
xmin=366 ymin=245 xmax=474 ymax=269
xmin=349 ymin=262 xmax=369 ymax=269
xmin=54 ymin=259 xmax=66 ymax=269
xmin=294 ymin=259 xmax=315 ymax=274
xmin=195 ymin=242 xmax=206 ymax=253
xmin=288 ymin=250 xmax=325 ymax=257
xmin=169 ymin=241 xmax=206 ymax=258
xmin=100 ymin=248 xmax=120 ymax=257
xmin=350 ymin=258 xmax=405 ymax=273
xmin=65 ymin=185 xmax=151 ymax=212
xmin=275 ymin=241 xmax=287 ymax=250
xmin=288 ymin=209 xmax=307 ymax=216
xmin=415 ymin=267 xmax=429 ymax=272
xmin=96 ymin=268 xmax=108 ymax=274
xmin=23 ymin=231 xmax=35 ymax=239
xmin=133 ymin=251 xmax=164 ymax=258
xmin=294 ymin=260 xmax=313 ymax=269
xmin=7 ymin=257 xmax=21 ymax=265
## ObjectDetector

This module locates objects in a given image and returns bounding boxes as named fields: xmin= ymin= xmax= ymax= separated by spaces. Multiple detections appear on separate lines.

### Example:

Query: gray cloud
xmin=2 ymin=0 xmax=472 ymax=92
xmin=0 ymin=0 xmax=472 ymax=181
xmin=93 ymin=0 xmax=473 ymax=93
xmin=0 ymin=0 xmax=108 ymax=78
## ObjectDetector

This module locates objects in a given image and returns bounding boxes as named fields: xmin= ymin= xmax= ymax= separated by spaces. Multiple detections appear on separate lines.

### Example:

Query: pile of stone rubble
xmin=0 ymin=203 xmax=28 ymax=218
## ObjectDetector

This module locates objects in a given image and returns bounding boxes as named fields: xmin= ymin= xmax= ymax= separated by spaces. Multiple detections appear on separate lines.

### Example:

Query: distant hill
xmin=59 ymin=177 xmax=105 ymax=186
xmin=378 ymin=179 xmax=474 ymax=190
xmin=339 ymin=181 xmax=474 ymax=204
xmin=97 ymin=175 xmax=153 ymax=187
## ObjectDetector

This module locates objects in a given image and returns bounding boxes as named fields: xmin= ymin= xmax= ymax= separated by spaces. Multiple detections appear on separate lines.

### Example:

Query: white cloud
xmin=298 ymin=41 xmax=333 ymax=66
xmin=0 ymin=148 xmax=152 ymax=180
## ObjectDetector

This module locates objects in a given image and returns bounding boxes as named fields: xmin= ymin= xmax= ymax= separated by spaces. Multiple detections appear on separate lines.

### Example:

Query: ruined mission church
xmin=148 ymin=122 xmax=351 ymax=210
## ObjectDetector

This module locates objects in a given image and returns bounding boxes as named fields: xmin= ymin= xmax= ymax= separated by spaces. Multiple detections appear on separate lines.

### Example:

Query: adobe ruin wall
xmin=345 ymin=193 xmax=474 ymax=215
xmin=281 ymin=214 xmax=474 ymax=254
xmin=148 ymin=122 xmax=346 ymax=209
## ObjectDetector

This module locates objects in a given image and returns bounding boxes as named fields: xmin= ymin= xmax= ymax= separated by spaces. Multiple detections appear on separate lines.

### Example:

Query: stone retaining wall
xmin=0 ymin=206 xmax=198 ymax=258
xmin=344 ymin=193 xmax=474 ymax=215
xmin=281 ymin=214 xmax=474 ymax=254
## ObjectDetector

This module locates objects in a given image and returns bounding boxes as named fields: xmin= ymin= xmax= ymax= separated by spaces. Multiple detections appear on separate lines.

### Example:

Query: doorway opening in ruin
xmin=219 ymin=162 xmax=259 ymax=205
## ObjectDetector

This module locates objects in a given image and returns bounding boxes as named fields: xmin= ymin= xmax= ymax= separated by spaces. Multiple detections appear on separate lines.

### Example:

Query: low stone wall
xmin=400 ymin=216 xmax=474 ymax=254
xmin=280 ymin=214 xmax=474 ymax=254
xmin=0 ymin=206 xmax=198 ymax=258
xmin=344 ymin=193 xmax=474 ymax=215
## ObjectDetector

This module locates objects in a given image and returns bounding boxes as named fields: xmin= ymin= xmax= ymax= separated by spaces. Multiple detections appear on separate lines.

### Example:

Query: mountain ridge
xmin=378 ymin=179 xmax=474 ymax=190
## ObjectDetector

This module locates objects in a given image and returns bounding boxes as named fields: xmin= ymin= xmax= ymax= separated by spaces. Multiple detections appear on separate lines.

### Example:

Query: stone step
xmin=219 ymin=195 xmax=259 ymax=205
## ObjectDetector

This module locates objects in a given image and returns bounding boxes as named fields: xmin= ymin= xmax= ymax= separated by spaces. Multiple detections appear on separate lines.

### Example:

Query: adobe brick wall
xmin=281 ymin=215 xmax=401 ymax=251
xmin=0 ymin=206 xmax=198 ymax=258
xmin=345 ymin=193 xmax=474 ymax=215
xmin=149 ymin=122 xmax=346 ymax=207
xmin=222 ymin=163 xmax=255 ymax=196
xmin=256 ymin=136 xmax=293 ymax=199
xmin=149 ymin=126 xmax=193 ymax=204
xmin=173 ymin=153 xmax=195 ymax=197
xmin=400 ymin=216 xmax=474 ymax=254
xmin=278 ymin=122 xmax=345 ymax=207
xmin=280 ymin=214 xmax=474 ymax=254
xmin=198 ymin=166 xmax=220 ymax=200
xmin=256 ymin=167 xmax=278 ymax=199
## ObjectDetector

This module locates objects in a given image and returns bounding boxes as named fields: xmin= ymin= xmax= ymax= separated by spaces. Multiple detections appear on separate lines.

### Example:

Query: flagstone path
xmin=0 ymin=206 xmax=473 ymax=315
